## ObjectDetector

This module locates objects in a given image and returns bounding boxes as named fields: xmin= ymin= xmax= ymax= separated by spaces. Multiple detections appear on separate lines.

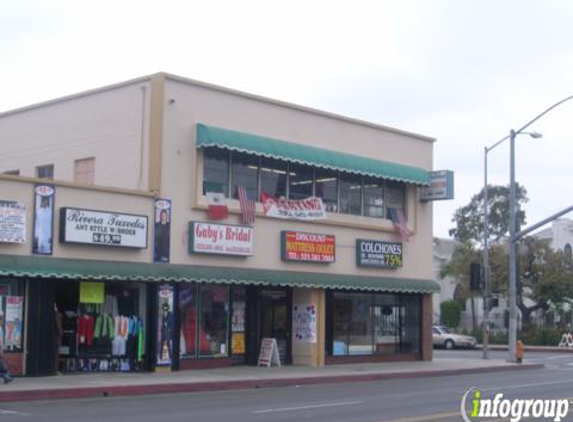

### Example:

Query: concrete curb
xmin=0 ymin=363 xmax=544 ymax=403
xmin=478 ymin=345 xmax=573 ymax=353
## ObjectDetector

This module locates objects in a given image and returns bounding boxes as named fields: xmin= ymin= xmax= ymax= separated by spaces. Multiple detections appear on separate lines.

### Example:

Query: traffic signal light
xmin=470 ymin=263 xmax=481 ymax=291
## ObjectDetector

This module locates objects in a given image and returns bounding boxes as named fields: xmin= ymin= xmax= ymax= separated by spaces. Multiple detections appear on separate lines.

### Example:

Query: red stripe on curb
xmin=0 ymin=364 xmax=544 ymax=403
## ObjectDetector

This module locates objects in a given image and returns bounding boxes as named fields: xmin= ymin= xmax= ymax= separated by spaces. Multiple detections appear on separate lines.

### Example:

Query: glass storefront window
xmin=363 ymin=177 xmax=384 ymax=218
xmin=315 ymin=169 xmax=338 ymax=212
xmin=179 ymin=284 xmax=198 ymax=358
xmin=348 ymin=293 xmax=374 ymax=355
xmin=199 ymin=285 xmax=229 ymax=357
xmin=288 ymin=163 xmax=314 ymax=200
xmin=328 ymin=292 xmax=421 ymax=357
xmin=0 ymin=279 xmax=25 ymax=353
xmin=372 ymin=294 xmax=398 ymax=355
xmin=332 ymin=293 xmax=350 ymax=356
xmin=339 ymin=173 xmax=362 ymax=215
xmin=231 ymin=152 xmax=259 ymax=201
xmin=203 ymin=148 xmax=230 ymax=197
xmin=260 ymin=158 xmax=287 ymax=199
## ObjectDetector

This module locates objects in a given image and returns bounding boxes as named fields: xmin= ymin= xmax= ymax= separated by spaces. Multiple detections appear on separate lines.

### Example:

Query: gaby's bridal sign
xmin=261 ymin=192 xmax=326 ymax=220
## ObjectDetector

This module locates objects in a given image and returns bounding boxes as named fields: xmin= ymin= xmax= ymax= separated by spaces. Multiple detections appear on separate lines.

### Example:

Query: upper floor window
xmin=260 ymin=158 xmax=287 ymax=199
xmin=231 ymin=152 xmax=259 ymax=201
xmin=315 ymin=169 xmax=338 ymax=212
xmin=363 ymin=177 xmax=384 ymax=218
xmin=36 ymin=164 xmax=54 ymax=180
xmin=203 ymin=148 xmax=229 ymax=196
xmin=74 ymin=157 xmax=95 ymax=185
xmin=288 ymin=163 xmax=314 ymax=200
xmin=386 ymin=181 xmax=406 ymax=217
xmin=201 ymin=147 xmax=406 ymax=220
xmin=339 ymin=173 xmax=362 ymax=215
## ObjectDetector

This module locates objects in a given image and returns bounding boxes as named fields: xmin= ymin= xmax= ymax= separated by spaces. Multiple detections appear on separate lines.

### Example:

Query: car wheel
xmin=445 ymin=339 xmax=455 ymax=350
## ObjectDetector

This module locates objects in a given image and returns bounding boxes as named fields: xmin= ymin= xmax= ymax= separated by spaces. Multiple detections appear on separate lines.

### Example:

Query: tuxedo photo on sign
xmin=153 ymin=199 xmax=171 ymax=263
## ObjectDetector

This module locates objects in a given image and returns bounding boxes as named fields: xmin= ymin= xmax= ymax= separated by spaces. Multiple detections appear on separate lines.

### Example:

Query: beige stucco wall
xmin=0 ymin=177 xmax=154 ymax=262
xmin=0 ymin=80 xmax=152 ymax=191
xmin=160 ymin=76 xmax=435 ymax=282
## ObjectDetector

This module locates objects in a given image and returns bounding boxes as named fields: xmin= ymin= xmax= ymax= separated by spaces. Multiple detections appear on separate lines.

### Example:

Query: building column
xmin=291 ymin=288 xmax=325 ymax=367
xmin=421 ymin=294 xmax=433 ymax=361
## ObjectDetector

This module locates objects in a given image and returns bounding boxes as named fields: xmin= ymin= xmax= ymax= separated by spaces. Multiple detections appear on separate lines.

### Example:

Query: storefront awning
xmin=0 ymin=255 xmax=439 ymax=294
xmin=196 ymin=123 xmax=430 ymax=186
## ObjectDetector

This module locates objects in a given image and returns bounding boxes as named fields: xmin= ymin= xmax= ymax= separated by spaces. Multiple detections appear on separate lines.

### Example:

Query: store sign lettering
xmin=0 ymin=201 xmax=26 ymax=244
xmin=189 ymin=222 xmax=253 ymax=256
xmin=356 ymin=239 xmax=402 ymax=268
xmin=281 ymin=231 xmax=335 ymax=263
xmin=59 ymin=207 xmax=148 ymax=248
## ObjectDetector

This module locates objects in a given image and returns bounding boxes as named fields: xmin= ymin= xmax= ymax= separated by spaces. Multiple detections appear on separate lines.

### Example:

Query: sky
xmin=2 ymin=0 xmax=572 ymax=238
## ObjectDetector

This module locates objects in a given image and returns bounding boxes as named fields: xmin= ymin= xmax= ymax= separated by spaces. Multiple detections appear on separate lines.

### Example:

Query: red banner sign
xmin=281 ymin=231 xmax=335 ymax=263
xmin=261 ymin=193 xmax=326 ymax=220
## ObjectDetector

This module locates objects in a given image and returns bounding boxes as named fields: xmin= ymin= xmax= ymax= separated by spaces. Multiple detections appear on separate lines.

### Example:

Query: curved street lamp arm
xmin=515 ymin=94 xmax=573 ymax=134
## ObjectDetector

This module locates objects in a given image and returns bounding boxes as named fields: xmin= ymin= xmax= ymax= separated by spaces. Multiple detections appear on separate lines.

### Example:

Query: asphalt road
xmin=2 ymin=351 xmax=573 ymax=422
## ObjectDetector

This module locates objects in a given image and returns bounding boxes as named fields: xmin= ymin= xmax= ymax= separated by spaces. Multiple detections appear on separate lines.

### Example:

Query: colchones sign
xmin=356 ymin=239 xmax=402 ymax=268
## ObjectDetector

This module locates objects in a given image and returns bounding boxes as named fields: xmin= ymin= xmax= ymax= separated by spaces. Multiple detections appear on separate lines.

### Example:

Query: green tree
xmin=449 ymin=184 xmax=528 ymax=245
xmin=518 ymin=237 xmax=573 ymax=328
xmin=440 ymin=300 xmax=462 ymax=328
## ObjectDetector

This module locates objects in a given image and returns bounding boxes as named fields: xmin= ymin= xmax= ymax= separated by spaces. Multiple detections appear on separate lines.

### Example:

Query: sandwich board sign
xmin=257 ymin=337 xmax=281 ymax=367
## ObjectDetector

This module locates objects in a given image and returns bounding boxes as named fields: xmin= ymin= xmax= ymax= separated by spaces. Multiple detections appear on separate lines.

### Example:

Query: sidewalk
xmin=478 ymin=344 xmax=573 ymax=353
xmin=0 ymin=358 xmax=543 ymax=403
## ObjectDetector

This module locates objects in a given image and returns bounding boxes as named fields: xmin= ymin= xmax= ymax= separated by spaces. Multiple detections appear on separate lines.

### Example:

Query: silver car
xmin=432 ymin=325 xmax=477 ymax=349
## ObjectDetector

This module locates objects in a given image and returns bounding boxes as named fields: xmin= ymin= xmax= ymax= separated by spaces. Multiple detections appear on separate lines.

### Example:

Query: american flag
xmin=388 ymin=207 xmax=411 ymax=241
xmin=237 ymin=186 xmax=256 ymax=226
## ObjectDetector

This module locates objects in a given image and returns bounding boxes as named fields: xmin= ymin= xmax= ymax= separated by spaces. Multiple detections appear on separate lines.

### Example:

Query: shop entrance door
xmin=259 ymin=289 xmax=292 ymax=365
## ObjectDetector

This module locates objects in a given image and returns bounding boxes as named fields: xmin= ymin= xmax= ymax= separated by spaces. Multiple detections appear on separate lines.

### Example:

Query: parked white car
xmin=432 ymin=325 xmax=477 ymax=349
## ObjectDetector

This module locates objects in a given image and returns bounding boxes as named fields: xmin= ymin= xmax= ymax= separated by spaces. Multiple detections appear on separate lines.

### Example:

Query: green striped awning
xmin=0 ymin=255 xmax=439 ymax=294
xmin=196 ymin=123 xmax=430 ymax=186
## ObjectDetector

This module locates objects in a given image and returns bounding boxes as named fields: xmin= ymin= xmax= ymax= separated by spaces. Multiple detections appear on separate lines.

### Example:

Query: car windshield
xmin=438 ymin=326 xmax=451 ymax=334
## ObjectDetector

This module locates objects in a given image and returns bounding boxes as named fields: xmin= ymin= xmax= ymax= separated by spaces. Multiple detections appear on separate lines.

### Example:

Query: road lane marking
xmin=253 ymin=400 xmax=364 ymax=414
xmin=0 ymin=409 xmax=28 ymax=416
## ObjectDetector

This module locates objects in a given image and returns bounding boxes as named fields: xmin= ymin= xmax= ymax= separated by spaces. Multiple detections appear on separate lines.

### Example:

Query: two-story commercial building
xmin=0 ymin=73 xmax=439 ymax=376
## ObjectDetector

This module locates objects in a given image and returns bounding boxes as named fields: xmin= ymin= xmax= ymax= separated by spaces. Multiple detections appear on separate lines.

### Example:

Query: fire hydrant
xmin=516 ymin=340 xmax=525 ymax=363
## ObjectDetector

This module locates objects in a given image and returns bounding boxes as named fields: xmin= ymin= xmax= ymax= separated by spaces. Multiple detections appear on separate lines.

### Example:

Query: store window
xmin=339 ymin=173 xmax=362 ymax=215
xmin=231 ymin=152 xmax=259 ymax=201
xmin=363 ymin=177 xmax=384 ymax=218
xmin=0 ymin=279 xmax=26 ymax=353
xmin=288 ymin=163 xmax=314 ymax=200
xmin=260 ymin=158 xmax=287 ymax=199
xmin=199 ymin=285 xmax=229 ymax=357
xmin=372 ymin=294 xmax=399 ymax=355
xmin=55 ymin=281 xmax=147 ymax=372
xmin=328 ymin=292 xmax=421 ymax=357
xmin=203 ymin=148 xmax=230 ymax=196
xmin=315 ymin=169 xmax=338 ymax=212
xmin=179 ymin=283 xmax=198 ymax=358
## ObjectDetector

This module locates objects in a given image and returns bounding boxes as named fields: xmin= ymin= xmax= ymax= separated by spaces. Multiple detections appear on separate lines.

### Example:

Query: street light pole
xmin=482 ymin=147 xmax=490 ymax=359
xmin=508 ymin=129 xmax=518 ymax=362
xmin=484 ymin=93 xmax=573 ymax=363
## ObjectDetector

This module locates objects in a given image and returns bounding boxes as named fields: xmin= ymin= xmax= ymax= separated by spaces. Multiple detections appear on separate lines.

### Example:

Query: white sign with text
xmin=189 ymin=222 xmax=254 ymax=256
xmin=60 ymin=207 xmax=148 ymax=248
